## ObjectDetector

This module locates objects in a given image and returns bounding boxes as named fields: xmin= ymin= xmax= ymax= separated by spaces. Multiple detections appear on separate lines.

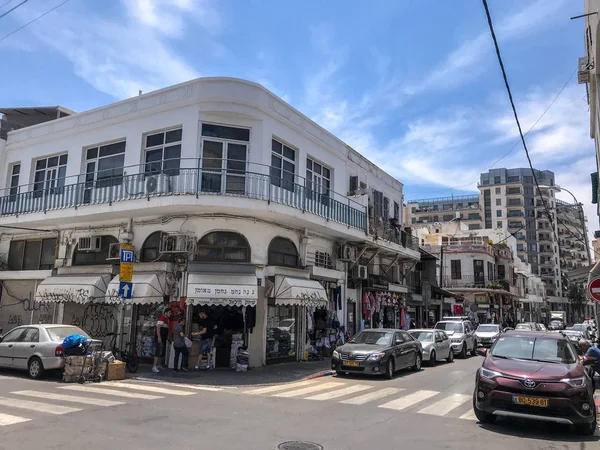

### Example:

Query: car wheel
xmin=385 ymin=358 xmax=395 ymax=379
xmin=28 ymin=356 xmax=44 ymax=379
xmin=429 ymin=351 xmax=436 ymax=367
xmin=460 ymin=343 xmax=468 ymax=359
xmin=576 ymin=408 xmax=597 ymax=436
xmin=446 ymin=349 xmax=454 ymax=363
xmin=336 ymin=371 xmax=345 ymax=377
xmin=412 ymin=354 xmax=422 ymax=371
xmin=473 ymin=395 xmax=496 ymax=424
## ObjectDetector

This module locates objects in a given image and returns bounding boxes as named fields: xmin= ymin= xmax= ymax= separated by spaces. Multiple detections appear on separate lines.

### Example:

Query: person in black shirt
xmin=193 ymin=310 xmax=216 ymax=370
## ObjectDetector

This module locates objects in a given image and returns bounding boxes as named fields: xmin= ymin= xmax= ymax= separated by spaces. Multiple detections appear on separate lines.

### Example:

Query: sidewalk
xmin=127 ymin=359 xmax=333 ymax=387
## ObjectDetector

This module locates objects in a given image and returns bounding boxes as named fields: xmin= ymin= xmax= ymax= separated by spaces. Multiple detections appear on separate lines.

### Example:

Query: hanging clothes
xmin=400 ymin=308 xmax=406 ymax=329
xmin=245 ymin=306 xmax=256 ymax=333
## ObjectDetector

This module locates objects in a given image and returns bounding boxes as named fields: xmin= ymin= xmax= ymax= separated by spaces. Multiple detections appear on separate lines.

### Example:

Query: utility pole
xmin=439 ymin=246 xmax=444 ymax=287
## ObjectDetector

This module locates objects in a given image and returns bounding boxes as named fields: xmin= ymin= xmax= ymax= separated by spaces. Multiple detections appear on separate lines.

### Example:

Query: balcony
xmin=508 ymin=222 xmax=524 ymax=229
xmin=506 ymin=188 xmax=522 ymax=196
xmin=442 ymin=275 xmax=512 ymax=291
xmin=0 ymin=158 xmax=368 ymax=232
xmin=506 ymin=211 xmax=524 ymax=217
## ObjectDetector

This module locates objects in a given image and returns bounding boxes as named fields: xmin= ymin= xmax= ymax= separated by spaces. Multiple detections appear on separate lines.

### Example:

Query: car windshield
xmin=571 ymin=324 xmax=586 ymax=331
xmin=477 ymin=325 xmax=499 ymax=333
xmin=435 ymin=322 xmax=463 ymax=333
xmin=46 ymin=326 xmax=89 ymax=342
xmin=409 ymin=331 xmax=433 ymax=342
xmin=349 ymin=331 xmax=392 ymax=345
xmin=491 ymin=336 xmax=577 ymax=364
xmin=515 ymin=323 xmax=532 ymax=330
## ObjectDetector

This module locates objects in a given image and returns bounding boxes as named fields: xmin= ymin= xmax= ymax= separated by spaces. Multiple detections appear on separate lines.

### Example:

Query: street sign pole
xmin=118 ymin=244 xmax=135 ymax=351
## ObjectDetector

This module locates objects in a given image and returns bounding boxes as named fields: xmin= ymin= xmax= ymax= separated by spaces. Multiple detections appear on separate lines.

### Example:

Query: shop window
xmin=196 ymin=231 xmax=250 ymax=263
xmin=8 ymin=237 xmax=57 ymax=270
xmin=268 ymin=237 xmax=298 ymax=268
xmin=72 ymin=235 xmax=119 ymax=266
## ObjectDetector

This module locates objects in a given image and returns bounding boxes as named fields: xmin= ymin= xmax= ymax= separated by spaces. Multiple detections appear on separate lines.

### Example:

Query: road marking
xmin=340 ymin=388 xmax=404 ymax=405
xmin=379 ymin=390 xmax=439 ymax=411
xmin=305 ymin=385 xmax=372 ymax=401
xmin=418 ymin=393 xmax=471 ymax=416
xmin=59 ymin=385 xmax=163 ymax=400
xmin=12 ymin=390 xmax=125 ymax=407
xmin=244 ymin=380 xmax=319 ymax=395
xmin=102 ymin=382 xmax=195 ymax=396
xmin=0 ymin=397 xmax=81 ymax=415
xmin=273 ymin=382 xmax=344 ymax=398
xmin=0 ymin=412 xmax=30 ymax=426
xmin=459 ymin=409 xmax=477 ymax=421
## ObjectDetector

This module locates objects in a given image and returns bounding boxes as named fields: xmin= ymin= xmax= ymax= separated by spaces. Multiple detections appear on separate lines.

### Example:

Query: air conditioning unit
xmin=159 ymin=232 xmax=196 ymax=254
xmin=145 ymin=173 xmax=171 ymax=195
xmin=107 ymin=242 xmax=121 ymax=260
xmin=578 ymin=56 xmax=591 ymax=84
xmin=352 ymin=264 xmax=368 ymax=280
xmin=78 ymin=236 xmax=102 ymax=252
xmin=337 ymin=244 xmax=352 ymax=261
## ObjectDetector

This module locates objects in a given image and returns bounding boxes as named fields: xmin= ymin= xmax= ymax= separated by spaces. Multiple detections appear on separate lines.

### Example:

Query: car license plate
xmin=343 ymin=361 xmax=360 ymax=367
xmin=512 ymin=396 xmax=549 ymax=408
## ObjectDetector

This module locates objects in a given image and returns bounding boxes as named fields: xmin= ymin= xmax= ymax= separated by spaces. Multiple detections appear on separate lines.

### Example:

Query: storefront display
xmin=266 ymin=304 xmax=296 ymax=360
xmin=361 ymin=289 xmax=405 ymax=329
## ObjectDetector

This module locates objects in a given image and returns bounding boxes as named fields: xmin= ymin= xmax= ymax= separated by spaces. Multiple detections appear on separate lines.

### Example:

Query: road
xmin=0 ymin=356 xmax=597 ymax=450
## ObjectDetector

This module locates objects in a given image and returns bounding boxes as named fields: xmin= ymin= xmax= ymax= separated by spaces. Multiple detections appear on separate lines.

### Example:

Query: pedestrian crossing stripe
xmin=0 ymin=412 xmax=30 ymax=426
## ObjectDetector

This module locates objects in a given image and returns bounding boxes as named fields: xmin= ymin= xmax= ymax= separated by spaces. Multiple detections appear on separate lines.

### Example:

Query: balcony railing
xmin=371 ymin=220 xmax=420 ymax=251
xmin=0 ymin=158 xmax=368 ymax=232
xmin=442 ymin=275 xmax=512 ymax=291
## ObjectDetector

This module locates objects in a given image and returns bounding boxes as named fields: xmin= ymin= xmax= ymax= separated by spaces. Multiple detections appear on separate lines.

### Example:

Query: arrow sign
xmin=119 ymin=281 xmax=132 ymax=299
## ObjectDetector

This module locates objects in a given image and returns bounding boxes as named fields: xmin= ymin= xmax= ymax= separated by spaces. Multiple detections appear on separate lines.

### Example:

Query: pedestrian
xmin=152 ymin=307 xmax=171 ymax=373
xmin=193 ymin=310 xmax=216 ymax=370
xmin=578 ymin=339 xmax=600 ymax=376
xmin=173 ymin=317 xmax=189 ymax=372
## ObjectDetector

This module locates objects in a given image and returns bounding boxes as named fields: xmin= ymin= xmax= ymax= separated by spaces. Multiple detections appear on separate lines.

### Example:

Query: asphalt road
xmin=0 ymin=355 xmax=597 ymax=450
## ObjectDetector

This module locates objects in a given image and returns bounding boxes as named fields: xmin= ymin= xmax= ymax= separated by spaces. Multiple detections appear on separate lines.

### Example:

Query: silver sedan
xmin=0 ymin=324 xmax=90 ymax=379
xmin=408 ymin=329 xmax=454 ymax=366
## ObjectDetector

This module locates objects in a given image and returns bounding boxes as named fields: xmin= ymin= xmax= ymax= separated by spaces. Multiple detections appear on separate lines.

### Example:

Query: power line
xmin=0 ymin=0 xmax=15 ymax=10
xmin=0 ymin=0 xmax=28 ymax=20
xmin=0 ymin=0 xmax=72 ymax=43
xmin=481 ymin=0 xmax=559 ymax=248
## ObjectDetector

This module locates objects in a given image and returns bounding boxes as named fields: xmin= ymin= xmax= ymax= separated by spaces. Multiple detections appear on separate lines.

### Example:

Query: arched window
xmin=268 ymin=237 xmax=298 ymax=268
xmin=140 ymin=231 xmax=163 ymax=262
xmin=72 ymin=235 xmax=119 ymax=266
xmin=196 ymin=231 xmax=250 ymax=263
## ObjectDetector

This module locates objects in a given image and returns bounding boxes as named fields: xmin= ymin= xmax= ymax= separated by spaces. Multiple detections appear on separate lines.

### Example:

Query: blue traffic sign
xmin=120 ymin=249 xmax=135 ymax=263
xmin=119 ymin=281 xmax=133 ymax=299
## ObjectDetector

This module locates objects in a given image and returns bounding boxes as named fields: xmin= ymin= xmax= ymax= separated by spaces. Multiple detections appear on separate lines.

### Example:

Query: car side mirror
xmin=476 ymin=348 xmax=487 ymax=357
xmin=395 ymin=340 xmax=402 ymax=345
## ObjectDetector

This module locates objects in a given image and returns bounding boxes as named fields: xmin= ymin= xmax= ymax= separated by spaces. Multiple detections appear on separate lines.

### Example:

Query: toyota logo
xmin=523 ymin=379 xmax=537 ymax=388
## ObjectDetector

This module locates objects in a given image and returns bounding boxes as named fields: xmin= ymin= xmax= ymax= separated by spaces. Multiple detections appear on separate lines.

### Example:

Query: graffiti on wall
xmin=37 ymin=288 xmax=92 ymax=304
xmin=81 ymin=304 xmax=115 ymax=338
xmin=8 ymin=314 xmax=22 ymax=326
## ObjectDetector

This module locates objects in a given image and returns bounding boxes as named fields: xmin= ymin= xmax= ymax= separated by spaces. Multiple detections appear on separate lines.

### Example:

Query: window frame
xmin=7 ymin=163 xmax=20 ymax=200
xmin=7 ymin=237 xmax=57 ymax=271
xmin=306 ymin=157 xmax=331 ymax=205
xmin=270 ymin=138 xmax=296 ymax=192
xmin=143 ymin=127 xmax=183 ymax=177
xmin=268 ymin=237 xmax=299 ymax=268
xmin=450 ymin=260 xmax=461 ymax=280
xmin=196 ymin=231 xmax=251 ymax=263
xmin=33 ymin=153 xmax=68 ymax=198
xmin=84 ymin=140 xmax=126 ymax=189
xmin=72 ymin=235 xmax=119 ymax=266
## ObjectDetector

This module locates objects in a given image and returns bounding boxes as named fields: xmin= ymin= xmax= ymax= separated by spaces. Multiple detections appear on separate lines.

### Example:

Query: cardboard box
xmin=106 ymin=360 xmax=126 ymax=381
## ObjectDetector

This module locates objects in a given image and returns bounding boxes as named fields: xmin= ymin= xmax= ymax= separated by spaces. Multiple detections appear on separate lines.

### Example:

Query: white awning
xmin=274 ymin=275 xmax=327 ymax=306
xmin=35 ymin=274 xmax=112 ymax=304
xmin=186 ymin=273 xmax=258 ymax=307
xmin=105 ymin=273 xmax=167 ymax=304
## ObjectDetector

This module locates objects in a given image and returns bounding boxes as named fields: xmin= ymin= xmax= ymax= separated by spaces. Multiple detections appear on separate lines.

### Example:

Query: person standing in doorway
xmin=194 ymin=310 xmax=216 ymax=370
xmin=172 ymin=317 xmax=189 ymax=372
xmin=152 ymin=308 xmax=171 ymax=373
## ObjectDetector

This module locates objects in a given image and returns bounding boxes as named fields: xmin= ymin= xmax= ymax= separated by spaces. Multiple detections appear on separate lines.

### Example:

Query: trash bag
xmin=62 ymin=334 xmax=88 ymax=349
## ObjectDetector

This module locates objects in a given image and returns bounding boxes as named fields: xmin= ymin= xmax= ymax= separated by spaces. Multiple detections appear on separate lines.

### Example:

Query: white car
xmin=0 ymin=324 xmax=90 ymax=379
xmin=475 ymin=324 xmax=502 ymax=347
xmin=408 ymin=329 xmax=454 ymax=366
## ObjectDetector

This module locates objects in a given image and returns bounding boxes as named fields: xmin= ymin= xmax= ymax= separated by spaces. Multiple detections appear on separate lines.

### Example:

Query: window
xmin=0 ymin=328 xmax=24 ymax=343
xmin=450 ymin=260 xmax=461 ymax=279
xmin=498 ymin=265 xmax=506 ymax=280
xmin=314 ymin=251 xmax=333 ymax=269
xmin=474 ymin=259 xmax=484 ymax=283
xmin=144 ymin=128 xmax=182 ymax=176
xmin=349 ymin=175 xmax=358 ymax=193
xmin=306 ymin=158 xmax=331 ymax=205
xmin=8 ymin=238 xmax=57 ymax=270
xmin=495 ymin=210 xmax=501 ymax=217
xmin=196 ymin=231 xmax=250 ymax=263
xmin=8 ymin=163 xmax=19 ymax=200
xmin=201 ymin=123 xmax=249 ymax=194
xmin=394 ymin=201 xmax=400 ymax=220
xmin=383 ymin=197 xmax=390 ymax=220
xmin=84 ymin=141 xmax=125 ymax=193
xmin=494 ymin=176 xmax=501 ymax=184
xmin=507 ymin=176 xmax=520 ymax=183
xmin=20 ymin=328 xmax=39 ymax=343
xmin=524 ymin=176 xmax=533 ymax=184
xmin=373 ymin=190 xmax=384 ymax=218
xmin=72 ymin=235 xmax=119 ymax=266
xmin=495 ymin=187 xmax=501 ymax=194
xmin=271 ymin=139 xmax=296 ymax=192
xmin=268 ymin=237 xmax=298 ymax=268
xmin=140 ymin=231 xmax=163 ymax=262
xmin=33 ymin=154 xmax=68 ymax=197
xmin=487 ymin=261 xmax=494 ymax=280
xmin=495 ymin=198 xmax=501 ymax=206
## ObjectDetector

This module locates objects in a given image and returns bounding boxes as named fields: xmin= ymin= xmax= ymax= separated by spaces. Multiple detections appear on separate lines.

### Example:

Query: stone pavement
xmin=128 ymin=359 xmax=333 ymax=386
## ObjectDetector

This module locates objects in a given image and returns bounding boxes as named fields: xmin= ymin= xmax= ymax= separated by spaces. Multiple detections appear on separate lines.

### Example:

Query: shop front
xmin=186 ymin=266 xmax=257 ymax=369
xmin=0 ymin=275 xmax=55 ymax=334
xmin=361 ymin=277 xmax=407 ymax=330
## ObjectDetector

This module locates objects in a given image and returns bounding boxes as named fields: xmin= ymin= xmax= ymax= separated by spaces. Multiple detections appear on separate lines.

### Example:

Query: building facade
xmin=404 ymin=194 xmax=482 ymax=230
xmin=0 ymin=77 xmax=420 ymax=368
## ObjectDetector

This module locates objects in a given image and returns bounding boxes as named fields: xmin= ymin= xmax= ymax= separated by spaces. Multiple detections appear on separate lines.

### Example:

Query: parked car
xmin=514 ymin=322 xmax=541 ymax=331
xmin=475 ymin=324 xmax=502 ymax=347
xmin=332 ymin=329 xmax=422 ymax=379
xmin=570 ymin=323 xmax=595 ymax=342
xmin=434 ymin=318 xmax=477 ymax=358
xmin=548 ymin=320 xmax=565 ymax=331
xmin=408 ymin=329 xmax=453 ymax=366
xmin=473 ymin=331 xmax=597 ymax=436
xmin=537 ymin=323 xmax=547 ymax=331
xmin=0 ymin=324 xmax=90 ymax=379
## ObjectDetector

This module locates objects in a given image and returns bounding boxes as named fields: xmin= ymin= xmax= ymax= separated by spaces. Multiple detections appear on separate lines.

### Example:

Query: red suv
xmin=473 ymin=331 xmax=597 ymax=436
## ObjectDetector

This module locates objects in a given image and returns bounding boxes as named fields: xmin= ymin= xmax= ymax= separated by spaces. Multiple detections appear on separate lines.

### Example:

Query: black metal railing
xmin=371 ymin=219 xmax=420 ymax=250
xmin=442 ymin=275 xmax=512 ymax=290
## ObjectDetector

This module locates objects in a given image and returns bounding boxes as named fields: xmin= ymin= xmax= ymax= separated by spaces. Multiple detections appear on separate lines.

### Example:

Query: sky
xmin=0 ymin=0 xmax=596 ymax=240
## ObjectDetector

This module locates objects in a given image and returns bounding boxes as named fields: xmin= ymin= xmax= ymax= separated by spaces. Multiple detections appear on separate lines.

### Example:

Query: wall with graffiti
xmin=63 ymin=301 xmax=117 ymax=347
xmin=0 ymin=280 xmax=56 ymax=334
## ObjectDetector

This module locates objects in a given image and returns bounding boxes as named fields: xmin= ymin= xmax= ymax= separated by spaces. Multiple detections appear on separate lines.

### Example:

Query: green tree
xmin=567 ymin=282 xmax=586 ymax=322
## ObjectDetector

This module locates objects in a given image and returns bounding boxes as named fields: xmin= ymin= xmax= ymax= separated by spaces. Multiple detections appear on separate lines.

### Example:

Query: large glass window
xmin=268 ymin=237 xmax=298 ymax=268
xmin=306 ymin=158 xmax=331 ymax=205
xmin=85 ymin=141 xmax=126 ymax=190
xmin=8 ymin=238 xmax=57 ymax=270
xmin=196 ymin=231 xmax=250 ymax=263
xmin=8 ymin=163 xmax=19 ymax=201
xmin=72 ymin=235 xmax=119 ymax=266
xmin=144 ymin=128 xmax=182 ymax=176
xmin=266 ymin=305 xmax=297 ymax=360
xmin=450 ymin=260 xmax=461 ymax=279
xmin=270 ymin=139 xmax=296 ymax=192
xmin=140 ymin=231 xmax=163 ymax=262
xmin=33 ymin=154 xmax=68 ymax=198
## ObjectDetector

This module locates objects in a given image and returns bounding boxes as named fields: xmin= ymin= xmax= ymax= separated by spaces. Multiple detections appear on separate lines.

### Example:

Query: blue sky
xmin=0 ymin=0 xmax=595 ymax=232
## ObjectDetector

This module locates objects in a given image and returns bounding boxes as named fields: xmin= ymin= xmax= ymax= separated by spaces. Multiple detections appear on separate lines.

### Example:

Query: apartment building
xmin=0 ymin=77 xmax=420 ymax=368
xmin=404 ymin=194 xmax=482 ymax=230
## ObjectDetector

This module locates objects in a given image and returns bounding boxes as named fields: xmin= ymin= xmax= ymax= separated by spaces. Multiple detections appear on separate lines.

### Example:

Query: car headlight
xmin=480 ymin=368 xmax=502 ymax=380
xmin=368 ymin=353 xmax=386 ymax=361
xmin=332 ymin=350 xmax=339 ymax=359
xmin=560 ymin=376 xmax=586 ymax=388
xmin=451 ymin=338 xmax=462 ymax=343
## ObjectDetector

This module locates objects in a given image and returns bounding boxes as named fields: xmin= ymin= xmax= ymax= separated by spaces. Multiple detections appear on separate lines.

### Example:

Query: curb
xmin=305 ymin=370 xmax=335 ymax=380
